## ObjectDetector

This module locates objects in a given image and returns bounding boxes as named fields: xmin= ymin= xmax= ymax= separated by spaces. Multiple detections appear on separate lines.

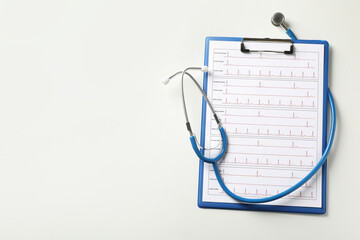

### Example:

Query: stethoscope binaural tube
xmin=164 ymin=69 xmax=336 ymax=203
xmin=163 ymin=67 xmax=228 ymax=164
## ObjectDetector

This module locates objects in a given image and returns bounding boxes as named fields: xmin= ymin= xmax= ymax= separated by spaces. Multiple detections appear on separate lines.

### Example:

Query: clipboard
xmin=197 ymin=36 xmax=329 ymax=214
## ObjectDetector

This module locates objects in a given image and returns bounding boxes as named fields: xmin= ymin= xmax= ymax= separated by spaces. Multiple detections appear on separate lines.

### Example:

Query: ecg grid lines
xmin=202 ymin=44 xmax=324 ymax=205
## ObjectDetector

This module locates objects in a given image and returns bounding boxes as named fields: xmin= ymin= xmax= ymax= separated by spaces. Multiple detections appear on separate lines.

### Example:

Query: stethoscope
xmin=163 ymin=13 xmax=336 ymax=203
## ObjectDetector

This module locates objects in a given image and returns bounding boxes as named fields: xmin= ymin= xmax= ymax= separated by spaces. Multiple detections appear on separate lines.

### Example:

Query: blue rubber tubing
xmin=286 ymin=29 xmax=297 ymax=41
xmin=190 ymin=127 xmax=228 ymax=164
xmin=212 ymin=90 xmax=336 ymax=203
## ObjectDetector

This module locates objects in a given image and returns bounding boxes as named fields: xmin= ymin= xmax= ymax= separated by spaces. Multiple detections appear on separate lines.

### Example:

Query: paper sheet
xmin=202 ymin=40 xmax=325 ymax=207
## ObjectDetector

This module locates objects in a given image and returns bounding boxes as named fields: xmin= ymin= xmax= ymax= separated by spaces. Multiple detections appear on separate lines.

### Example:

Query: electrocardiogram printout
xmin=200 ymin=40 xmax=326 ymax=209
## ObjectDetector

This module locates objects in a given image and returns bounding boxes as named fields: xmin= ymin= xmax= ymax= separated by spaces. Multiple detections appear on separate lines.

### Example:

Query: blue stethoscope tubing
xmin=190 ymin=127 xmax=227 ymax=163
xmin=194 ymin=29 xmax=336 ymax=203
xmin=165 ymin=28 xmax=336 ymax=204
xmin=209 ymin=90 xmax=335 ymax=203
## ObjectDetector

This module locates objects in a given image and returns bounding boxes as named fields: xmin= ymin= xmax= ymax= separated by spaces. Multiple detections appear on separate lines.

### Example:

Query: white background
xmin=0 ymin=0 xmax=358 ymax=239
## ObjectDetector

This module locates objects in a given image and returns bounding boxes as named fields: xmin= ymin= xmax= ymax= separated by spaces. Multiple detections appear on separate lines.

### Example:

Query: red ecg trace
xmin=221 ymin=109 xmax=315 ymax=120
xmin=222 ymin=51 xmax=317 ymax=62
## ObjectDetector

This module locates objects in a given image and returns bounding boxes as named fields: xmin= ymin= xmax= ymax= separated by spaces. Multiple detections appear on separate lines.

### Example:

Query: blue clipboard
xmin=197 ymin=37 xmax=329 ymax=214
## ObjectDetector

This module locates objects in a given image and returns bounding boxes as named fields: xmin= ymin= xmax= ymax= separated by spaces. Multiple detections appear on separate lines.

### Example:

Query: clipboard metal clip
xmin=240 ymin=38 xmax=294 ymax=55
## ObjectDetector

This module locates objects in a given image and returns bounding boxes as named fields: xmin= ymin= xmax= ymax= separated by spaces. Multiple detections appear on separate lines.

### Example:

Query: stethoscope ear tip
xmin=162 ymin=77 xmax=170 ymax=85
xmin=201 ymin=66 xmax=208 ymax=72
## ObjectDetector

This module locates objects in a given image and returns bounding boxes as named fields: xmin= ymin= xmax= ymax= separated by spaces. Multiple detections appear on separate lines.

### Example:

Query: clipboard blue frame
xmin=197 ymin=36 xmax=329 ymax=214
